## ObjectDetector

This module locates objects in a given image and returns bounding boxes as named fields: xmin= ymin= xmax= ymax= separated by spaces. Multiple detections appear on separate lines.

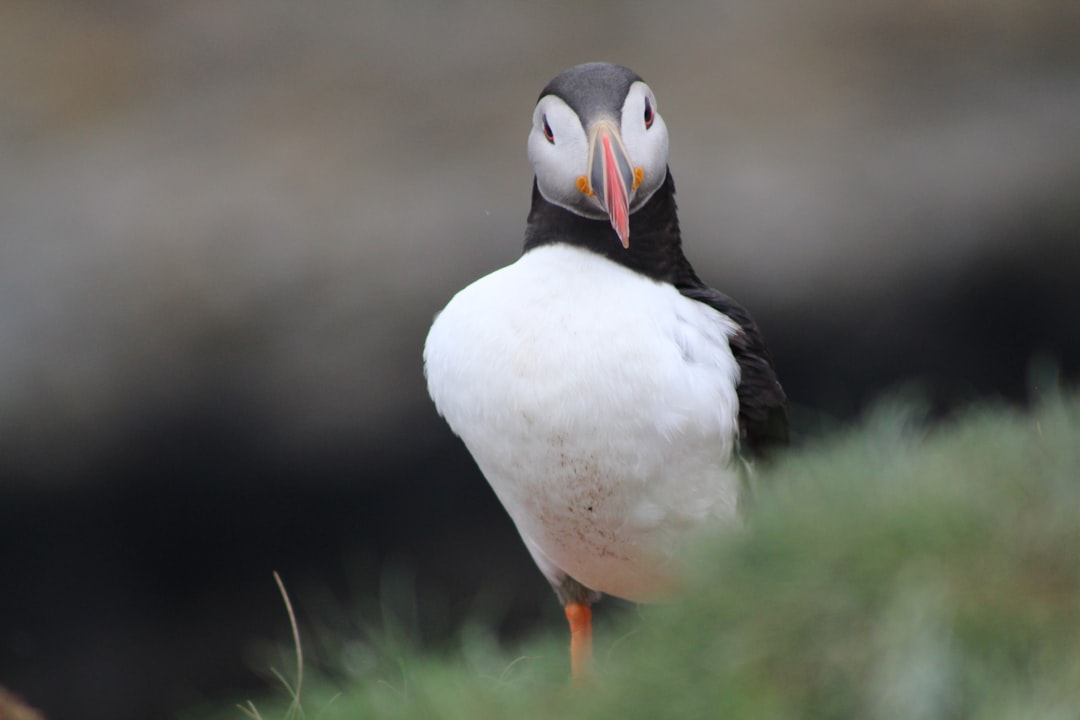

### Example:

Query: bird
xmin=423 ymin=62 xmax=788 ymax=681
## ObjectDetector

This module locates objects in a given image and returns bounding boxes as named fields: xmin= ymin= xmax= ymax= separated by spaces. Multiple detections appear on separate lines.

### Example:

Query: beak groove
xmin=586 ymin=120 xmax=636 ymax=248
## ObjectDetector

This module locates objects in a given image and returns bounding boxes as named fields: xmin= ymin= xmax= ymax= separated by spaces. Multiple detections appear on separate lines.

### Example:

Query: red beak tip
xmin=595 ymin=125 xmax=633 ymax=250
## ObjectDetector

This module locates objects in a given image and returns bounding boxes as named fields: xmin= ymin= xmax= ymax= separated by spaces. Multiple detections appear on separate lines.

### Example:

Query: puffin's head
xmin=528 ymin=63 xmax=670 ymax=249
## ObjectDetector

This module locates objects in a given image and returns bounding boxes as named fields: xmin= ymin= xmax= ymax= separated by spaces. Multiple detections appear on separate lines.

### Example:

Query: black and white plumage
xmin=423 ymin=63 xmax=787 ymax=673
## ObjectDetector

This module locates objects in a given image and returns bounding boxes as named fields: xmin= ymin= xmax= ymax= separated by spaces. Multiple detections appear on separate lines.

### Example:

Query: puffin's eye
xmin=644 ymin=97 xmax=655 ymax=129
xmin=542 ymin=114 xmax=554 ymax=143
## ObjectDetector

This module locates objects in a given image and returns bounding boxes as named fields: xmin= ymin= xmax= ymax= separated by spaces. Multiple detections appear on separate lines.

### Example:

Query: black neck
xmin=522 ymin=170 xmax=703 ymax=289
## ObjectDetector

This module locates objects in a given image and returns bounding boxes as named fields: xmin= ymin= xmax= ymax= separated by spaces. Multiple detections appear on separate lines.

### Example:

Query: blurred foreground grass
xmin=197 ymin=392 xmax=1080 ymax=720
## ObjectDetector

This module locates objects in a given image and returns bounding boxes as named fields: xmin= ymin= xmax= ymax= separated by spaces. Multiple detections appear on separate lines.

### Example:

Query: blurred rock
xmin=0 ymin=687 xmax=45 ymax=720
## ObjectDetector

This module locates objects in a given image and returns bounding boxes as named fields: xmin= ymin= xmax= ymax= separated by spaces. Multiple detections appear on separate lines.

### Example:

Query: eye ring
xmin=542 ymin=114 xmax=554 ymax=143
xmin=644 ymin=97 xmax=655 ymax=129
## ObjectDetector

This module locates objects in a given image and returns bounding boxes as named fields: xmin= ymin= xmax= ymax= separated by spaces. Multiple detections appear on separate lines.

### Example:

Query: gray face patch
xmin=538 ymin=63 xmax=643 ymax=126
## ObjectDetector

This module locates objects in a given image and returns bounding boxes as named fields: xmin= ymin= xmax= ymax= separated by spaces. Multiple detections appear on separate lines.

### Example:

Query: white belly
xmin=423 ymin=244 xmax=742 ymax=602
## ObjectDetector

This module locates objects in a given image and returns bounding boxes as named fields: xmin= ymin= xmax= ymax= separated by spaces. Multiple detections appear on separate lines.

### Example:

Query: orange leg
xmin=564 ymin=601 xmax=593 ymax=683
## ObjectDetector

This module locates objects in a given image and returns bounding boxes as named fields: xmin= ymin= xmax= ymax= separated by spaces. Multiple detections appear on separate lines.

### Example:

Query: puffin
xmin=423 ymin=62 xmax=787 ymax=681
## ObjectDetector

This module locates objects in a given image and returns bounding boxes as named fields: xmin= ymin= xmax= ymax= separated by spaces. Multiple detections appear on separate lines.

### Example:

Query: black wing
xmin=680 ymin=286 xmax=789 ymax=458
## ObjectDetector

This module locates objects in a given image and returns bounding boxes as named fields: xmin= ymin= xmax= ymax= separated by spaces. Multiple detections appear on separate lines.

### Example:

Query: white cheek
xmin=623 ymin=114 xmax=669 ymax=208
xmin=528 ymin=111 xmax=591 ymax=211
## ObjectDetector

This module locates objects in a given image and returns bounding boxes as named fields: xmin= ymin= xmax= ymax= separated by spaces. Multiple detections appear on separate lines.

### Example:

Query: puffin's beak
xmin=586 ymin=119 xmax=637 ymax=249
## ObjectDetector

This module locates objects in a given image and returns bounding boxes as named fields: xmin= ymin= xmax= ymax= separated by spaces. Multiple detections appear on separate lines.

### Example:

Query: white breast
xmin=423 ymin=244 xmax=742 ymax=602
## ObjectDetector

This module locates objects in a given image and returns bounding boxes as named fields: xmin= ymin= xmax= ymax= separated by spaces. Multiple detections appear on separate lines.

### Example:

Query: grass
xmin=236 ymin=572 xmax=312 ymax=720
xmin=197 ymin=389 xmax=1080 ymax=720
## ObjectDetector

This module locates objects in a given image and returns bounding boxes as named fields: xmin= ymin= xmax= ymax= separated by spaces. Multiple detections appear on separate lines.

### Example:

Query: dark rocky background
xmin=1 ymin=2 xmax=1078 ymax=718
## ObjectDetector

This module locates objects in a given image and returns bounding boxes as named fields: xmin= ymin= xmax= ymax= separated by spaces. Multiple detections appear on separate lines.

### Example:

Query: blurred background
xmin=1 ymin=1 xmax=1078 ymax=718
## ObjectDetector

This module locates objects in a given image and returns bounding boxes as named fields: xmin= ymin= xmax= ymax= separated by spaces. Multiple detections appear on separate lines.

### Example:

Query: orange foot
xmin=564 ymin=601 xmax=593 ymax=683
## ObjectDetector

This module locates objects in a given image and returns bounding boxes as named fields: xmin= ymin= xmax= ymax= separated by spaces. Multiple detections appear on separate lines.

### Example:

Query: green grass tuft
xmin=199 ymin=393 xmax=1080 ymax=719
